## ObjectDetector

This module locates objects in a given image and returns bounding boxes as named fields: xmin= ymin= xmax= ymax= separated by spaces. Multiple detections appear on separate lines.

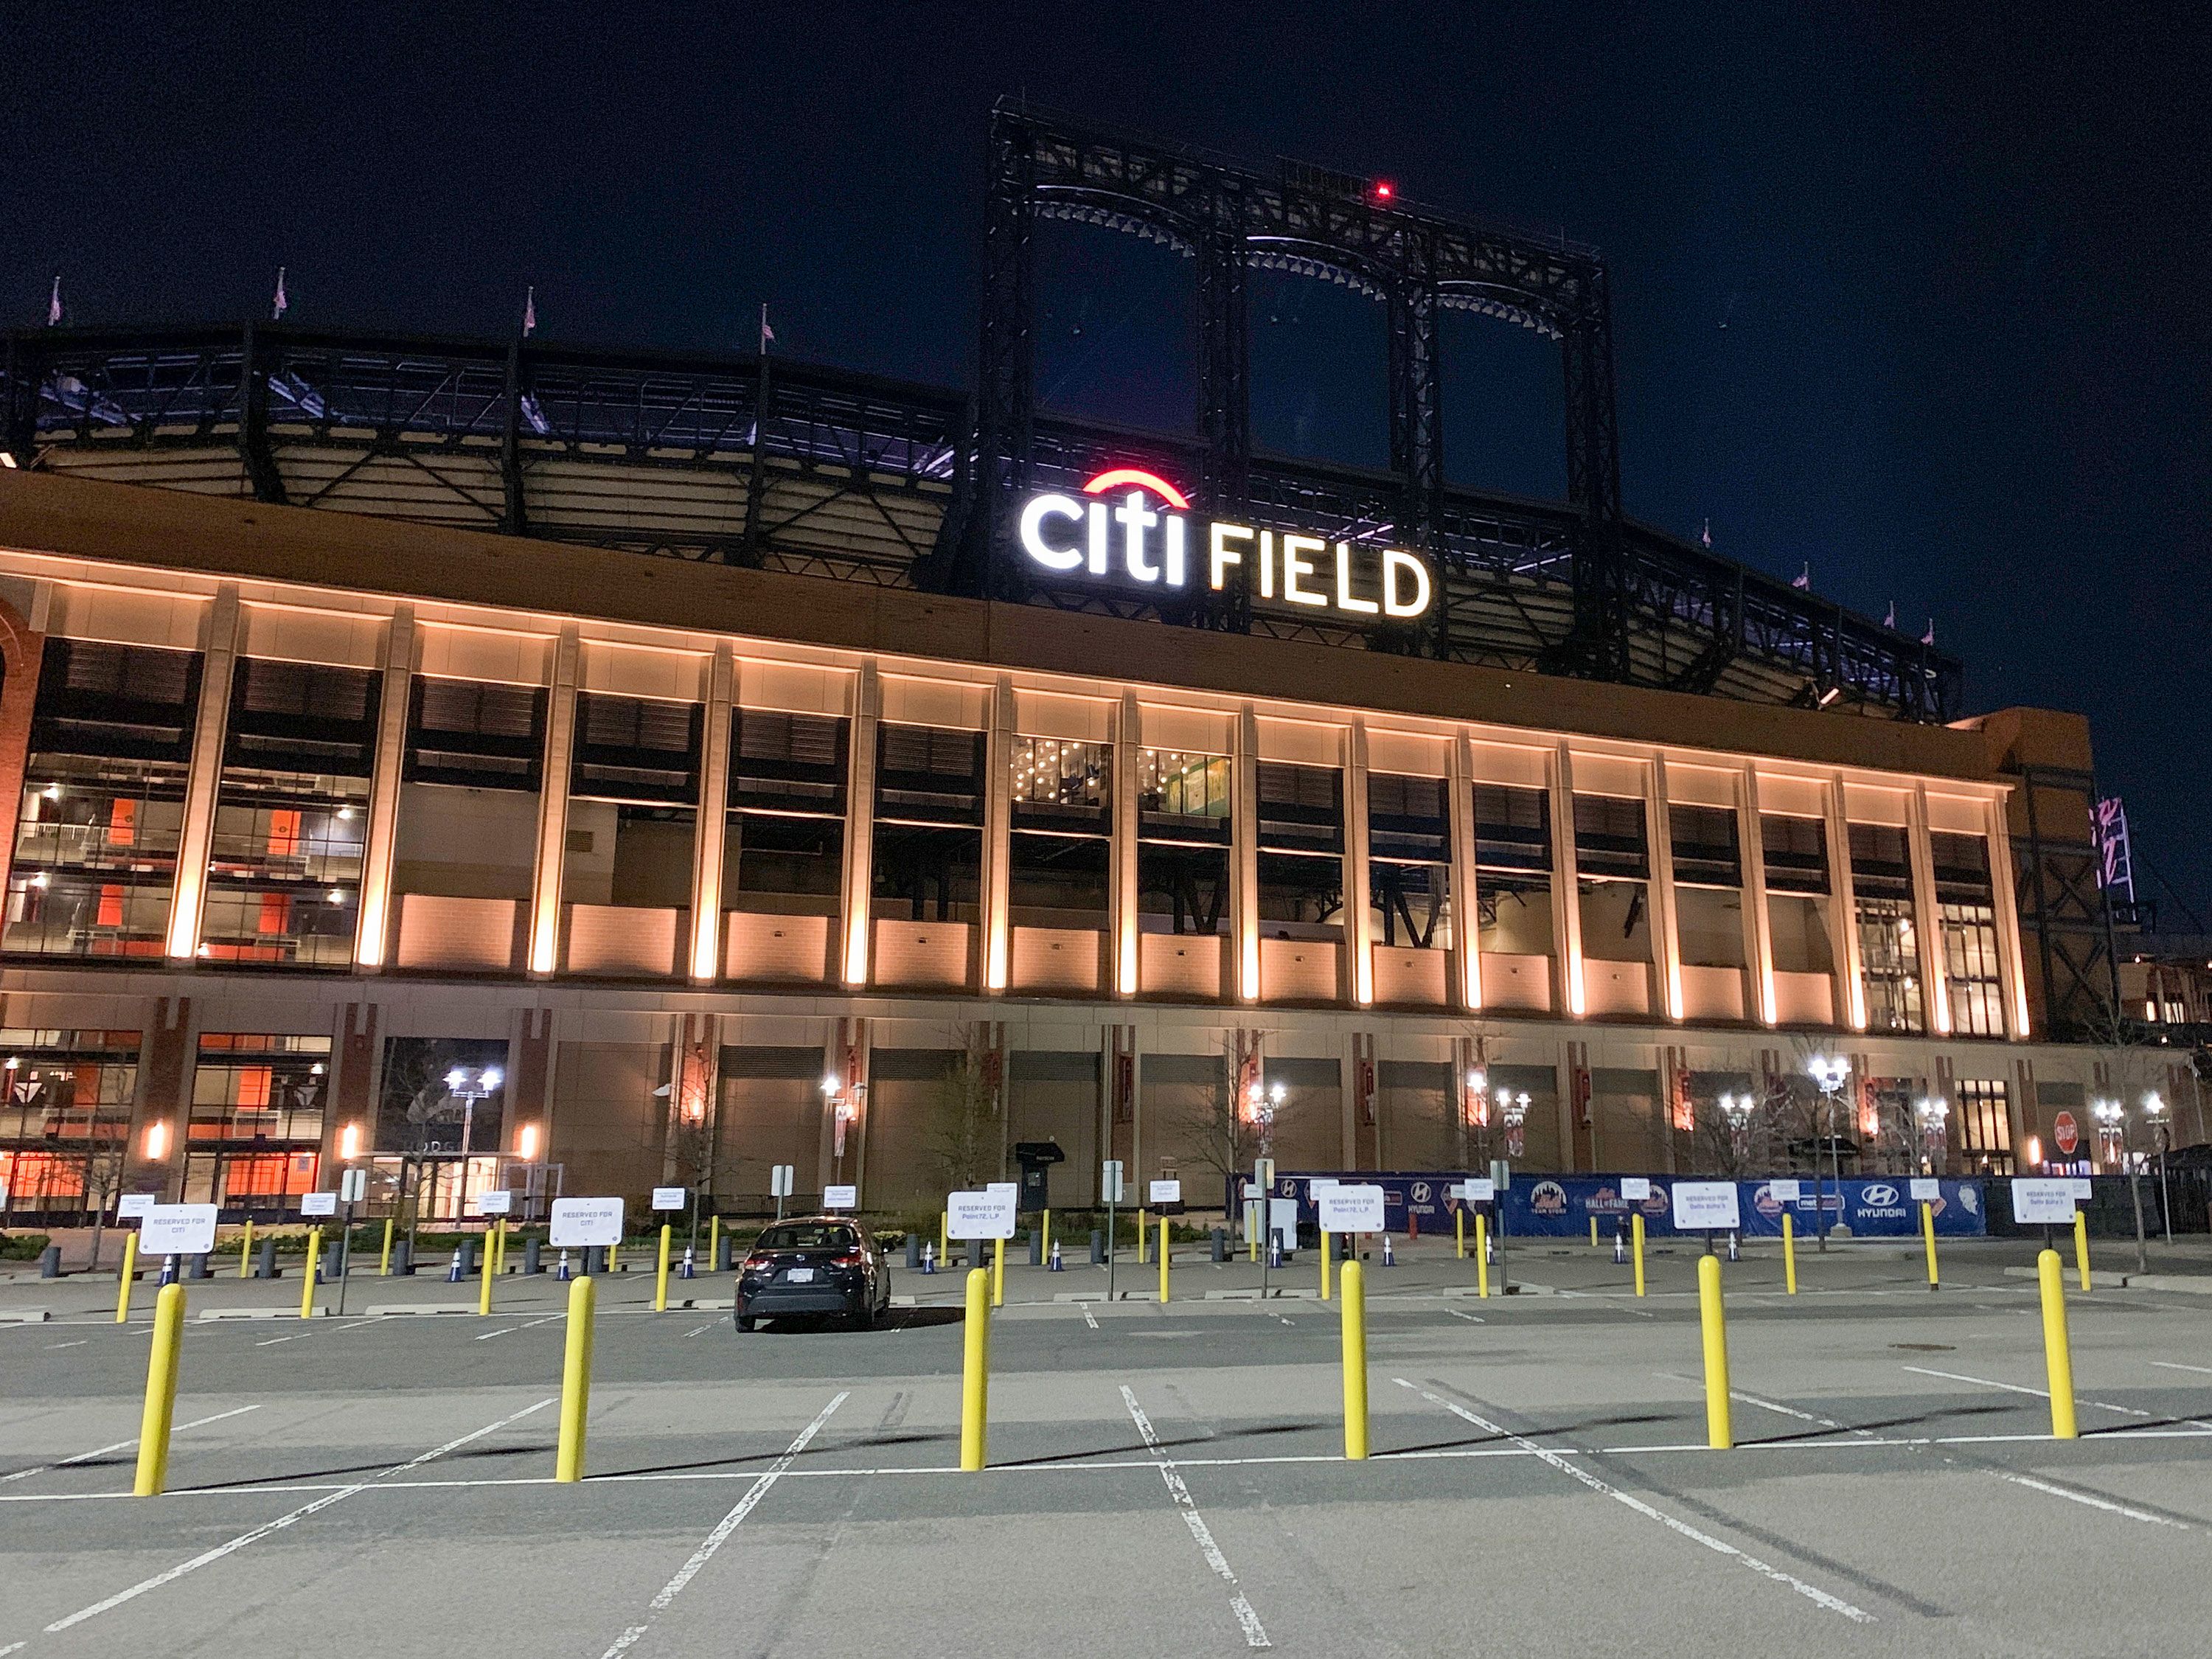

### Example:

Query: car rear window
xmin=754 ymin=1223 xmax=858 ymax=1252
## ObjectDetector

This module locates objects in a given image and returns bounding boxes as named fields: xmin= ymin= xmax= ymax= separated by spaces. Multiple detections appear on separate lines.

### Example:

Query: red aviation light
xmin=1371 ymin=180 xmax=1395 ymax=202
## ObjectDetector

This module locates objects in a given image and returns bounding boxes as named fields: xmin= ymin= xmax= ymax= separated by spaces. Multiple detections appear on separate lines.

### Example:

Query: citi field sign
xmin=1016 ymin=468 xmax=1434 ymax=622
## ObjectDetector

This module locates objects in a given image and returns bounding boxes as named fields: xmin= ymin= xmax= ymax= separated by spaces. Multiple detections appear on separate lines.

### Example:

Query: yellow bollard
xmin=132 ymin=1282 xmax=187 ymax=1497
xmin=1321 ymin=1228 xmax=1334 ymax=1302
xmin=1455 ymin=1206 xmax=1466 ymax=1261
xmin=1158 ymin=1215 xmax=1170 ymax=1304
xmin=1042 ymin=1208 xmax=1051 ymax=1266
xmin=1340 ymin=1258 xmax=1369 ymax=1460
xmin=2038 ymin=1248 xmax=2078 ymax=1439
xmin=2073 ymin=1210 xmax=2091 ymax=1293
xmin=379 ymin=1215 xmax=394 ymax=1276
xmin=1698 ymin=1253 xmax=1732 ymax=1450
xmin=480 ymin=1227 xmax=498 ymax=1316
xmin=1475 ymin=1213 xmax=1489 ymax=1298
xmin=1138 ymin=1208 xmax=1149 ymax=1265
xmin=554 ymin=1274 xmax=597 ymax=1481
xmin=496 ymin=1217 xmax=508 ymax=1277
xmin=115 ymin=1231 xmax=139 ymax=1324
xmin=1632 ymin=1211 xmax=1646 ymax=1298
xmin=992 ymin=1236 xmax=1005 ymax=1309
xmin=1781 ymin=1211 xmax=1798 ymax=1295
xmin=1590 ymin=1217 xmax=1599 ymax=1249
xmin=237 ymin=1217 xmax=255 ymax=1279
xmin=939 ymin=1210 xmax=949 ymax=1267
xmin=299 ymin=1227 xmax=321 ymax=1319
xmin=1921 ymin=1201 xmax=1940 ymax=1290
xmin=709 ymin=1214 xmax=720 ymax=1272
xmin=960 ymin=1267 xmax=991 ymax=1470
xmin=654 ymin=1223 xmax=672 ymax=1312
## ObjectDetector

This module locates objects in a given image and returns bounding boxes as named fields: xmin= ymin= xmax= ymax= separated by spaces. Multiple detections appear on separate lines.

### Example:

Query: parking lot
xmin=4 ymin=1237 xmax=2211 ymax=1658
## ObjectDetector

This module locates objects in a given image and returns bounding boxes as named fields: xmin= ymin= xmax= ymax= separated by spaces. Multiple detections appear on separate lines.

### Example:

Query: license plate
xmin=785 ymin=1267 xmax=815 ymax=1283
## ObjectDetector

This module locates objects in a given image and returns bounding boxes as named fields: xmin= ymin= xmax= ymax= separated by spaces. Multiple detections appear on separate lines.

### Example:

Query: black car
xmin=734 ymin=1217 xmax=891 ymax=1330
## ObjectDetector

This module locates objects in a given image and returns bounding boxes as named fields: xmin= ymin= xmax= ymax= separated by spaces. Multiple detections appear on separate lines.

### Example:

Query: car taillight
xmin=832 ymin=1251 xmax=863 ymax=1267
xmin=742 ymin=1253 xmax=772 ymax=1270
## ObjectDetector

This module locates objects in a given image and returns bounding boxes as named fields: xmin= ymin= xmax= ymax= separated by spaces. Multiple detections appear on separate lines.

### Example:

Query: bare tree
xmin=1168 ymin=1068 xmax=1257 ymax=1209
xmin=926 ymin=1037 xmax=1000 ymax=1192
xmin=80 ymin=1131 xmax=130 ymax=1273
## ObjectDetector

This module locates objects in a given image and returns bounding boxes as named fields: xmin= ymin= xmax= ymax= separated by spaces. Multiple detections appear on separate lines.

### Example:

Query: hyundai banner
xmin=1495 ymin=1176 xmax=1986 ymax=1239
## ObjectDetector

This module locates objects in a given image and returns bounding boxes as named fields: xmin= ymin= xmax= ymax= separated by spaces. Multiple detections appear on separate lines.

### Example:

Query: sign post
xmin=1102 ymin=1159 xmax=1124 ymax=1301
xmin=771 ymin=1164 xmax=795 ymax=1222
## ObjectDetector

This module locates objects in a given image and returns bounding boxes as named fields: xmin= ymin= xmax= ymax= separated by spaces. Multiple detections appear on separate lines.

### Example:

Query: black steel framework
xmin=0 ymin=111 xmax=1958 ymax=720
xmin=2013 ymin=765 xmax=2124 ymax=1040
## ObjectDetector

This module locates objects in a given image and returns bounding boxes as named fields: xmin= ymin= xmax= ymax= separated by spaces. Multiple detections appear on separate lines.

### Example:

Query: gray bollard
xmin=1211 ymin=1227 xmax=1228 ymax=1263
xmin=255 ymin=1237 xmax=279 ymax=1279
xmin=393 ymin=1237 xmax=414 ymax=1276
xmin=1028 ymin=1228 xmax=1043 ymax=1266
xmin=187 ymin=1253 xmax=211 ymax=1280
xmin=905 ymin=1234 xmax=922 ymax=1269
xmin=39 ymin=1244 xmax=61 ymax=1277
xmin=715 ymin=1233 xmax=734 ymax=1272
xmin=1090 ymin=1228 xmax=1105 ymax=1265
xmin=586 ymin=1245 xmax=607 ymax=1276
xmin=968 ymin=1239 xmax=990 ymax=1272
xmin=522 ymin=1234 xmax=543 ymax=1276
xmin=461 ymin=1237 xmax=480 ymax=1278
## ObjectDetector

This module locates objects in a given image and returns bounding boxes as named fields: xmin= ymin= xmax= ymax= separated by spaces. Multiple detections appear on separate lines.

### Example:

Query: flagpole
xmin=745 ymin=302 xmax=773 ymax=562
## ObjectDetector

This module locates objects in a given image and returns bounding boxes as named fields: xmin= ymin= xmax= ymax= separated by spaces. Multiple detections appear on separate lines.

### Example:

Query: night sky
xmin=7 ymin=6 xmax=2206 ymax=915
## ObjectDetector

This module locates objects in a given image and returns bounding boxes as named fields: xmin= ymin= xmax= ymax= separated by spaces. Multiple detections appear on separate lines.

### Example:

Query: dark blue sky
xmin=7 ymin=4 xmax=2206 ymax=913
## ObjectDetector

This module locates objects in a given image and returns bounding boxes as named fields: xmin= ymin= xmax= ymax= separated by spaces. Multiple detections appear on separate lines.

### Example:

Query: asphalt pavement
xmin=4 ymin=1237 xmax=2211 ymax=1658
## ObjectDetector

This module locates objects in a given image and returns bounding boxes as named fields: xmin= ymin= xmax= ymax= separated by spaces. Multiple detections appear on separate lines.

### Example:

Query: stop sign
xmin=2053 ymin=1110 xmax=2080 ymax=1156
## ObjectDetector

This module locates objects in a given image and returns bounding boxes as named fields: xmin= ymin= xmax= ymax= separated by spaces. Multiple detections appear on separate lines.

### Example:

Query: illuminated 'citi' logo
xmin=1018 ymin=469 xmax=1432 ymax=620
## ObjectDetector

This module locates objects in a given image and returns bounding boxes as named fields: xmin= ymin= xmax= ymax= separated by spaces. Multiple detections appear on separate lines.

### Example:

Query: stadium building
xmin=0 ymin=108 xmax=2182 ymax=1227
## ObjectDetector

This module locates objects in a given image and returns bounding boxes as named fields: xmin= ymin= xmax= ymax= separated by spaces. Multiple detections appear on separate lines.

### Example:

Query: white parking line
xmin=39 ymin=1397 xmax=552 ymax=1635
xmin=1994 ymin=1472 xmax=2189 ymax=1529
xmin=0 ymin=1405 xmax=262 ymax=1487
xmin=596 ymin=1391 xmax=847 ymax=1659
xmin=1902 ymin=1364 xmax=2212 ymax=1427
xmin=2151 ymin=1360 xmax=2212 ymax=1377
xmin=1120 ymin=1385 xmax=1270 ymax=1649
xmin=1446 ymin=1308 xmax=1484 ymax=1324
xmin=1081 ymin=1305 xmax=1099 ymax=1330
xmin=1394 ymin=1379 xmax=1874 ymax=1624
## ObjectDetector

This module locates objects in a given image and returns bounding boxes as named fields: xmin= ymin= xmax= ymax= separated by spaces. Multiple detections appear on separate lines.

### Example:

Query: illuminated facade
xmin=0 ymin=467 xmax=2192 ymax=1222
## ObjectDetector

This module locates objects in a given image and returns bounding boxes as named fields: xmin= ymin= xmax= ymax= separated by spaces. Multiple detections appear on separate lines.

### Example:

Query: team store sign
xmin=1016 ymin=468 xmax=1433 ymax=622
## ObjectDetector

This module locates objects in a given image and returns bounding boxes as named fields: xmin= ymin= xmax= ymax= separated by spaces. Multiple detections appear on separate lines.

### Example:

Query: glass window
xmin=0 ymin=1027 xmax=142 ymax=1221
xmin=5 ymin=641 xmax=198 ymax=959
xmin=1368 ymin=773 xmax=1450 ymax=950
xmin=726 ymin=710 xmax=848 ymax=919
xmin=1955 ymin=1079 xmax=2012 ymax=1173
xmin=1850 ymin=824 xmax=1923 ymax=1033
xmin=1670 ymin=804 xmax=1744 ymax=970
xmin=201 ymin=658 xmax=377 ymax=967
xmin=392 ymin=677 xmax=546 ymax=905
xmin=566 ymin=693 xmax=700 ymax=912
xmin=1010 ymin=737 xmax=1110 ymax=928
xmin=1575 ymin=794 xmax=1650 ymax=965
xmin=1933 ymin=831 xmax=2004 ymax=1037
xmin=872 ymin=724 xmax=981 ymax=922
xmin=1258 ymin=763 xmax=1344 ymax=942
xmin=1138 ymin=748 xmax=1228 ymax=936
xmin=183 ymin=1033 xmax=333 ymax=1209
xmin=1474 ymin=784 xmax=1553 ymax=957
xmin=1761 ymin=813 xmax=1829 ymax=894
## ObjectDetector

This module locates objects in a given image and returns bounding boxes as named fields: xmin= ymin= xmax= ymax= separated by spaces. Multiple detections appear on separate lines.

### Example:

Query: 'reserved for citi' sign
xmin=1017 ymin=467 xmax=1433 ymax=622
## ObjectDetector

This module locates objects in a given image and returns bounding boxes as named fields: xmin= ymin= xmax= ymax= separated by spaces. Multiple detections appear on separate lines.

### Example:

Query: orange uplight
xmin=338 ymin=1121 xmax=364 ymax=1160
xmin=516 ymin=1122 xmax=541 ymax=1161
xmin=143 ymin=1119 xmax=170 ymax=1161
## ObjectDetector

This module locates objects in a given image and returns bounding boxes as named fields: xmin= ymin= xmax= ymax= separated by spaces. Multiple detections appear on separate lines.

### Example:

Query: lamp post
xmin=1500 ymin=1091 xmax=1530 ymax=1161
xmin=2145 ymin=1092 xmax=2173 ymax=1246
xmin=1914 ymin=1096 xmax=1949 ymax=1178
xmin=1717 ymin=1092 xmax=1755 ymax=1175
xmin=823 ymin=1073 xmax=863 ymax=1188
xmin=1807 ymin=1056 xmax=1851 ymax=1252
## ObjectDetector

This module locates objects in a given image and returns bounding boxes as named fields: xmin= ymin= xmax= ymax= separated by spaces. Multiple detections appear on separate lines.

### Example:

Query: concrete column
xmin=164 ymin=585 xmax=241 ymax=961
xmin=128 ymin=995 xmax=195 ymax=1200
xmin=1339 ymin=1044 xmax=1358 ymax=1168
xmin=507 ymin=1006 xmax=555 ymax=1175
xmin=1549 ymin=742 xmax=1584 ymax=1018
xmin=0 ymin=589 xmax=49 ymax=908
xmin=688 ymin=644 xmax=735 ymax=983
xmin=1447 ymin=734 xmax=1481 ymax=1011
xmin=839 ymin=661 xmax=880 ymax=987
xmin=981 ymin=675 xmax=1015 ymax=992
xmin=1906 ymin=783 xmax=1950 ymax=1035
xmin=353 ymin=605 xmax=415 ymax=969
xmin=1736 ymin=763 xmax=1778 ymax=1026
xmin=1343 ymin=720 xmax=1373 ymax=1006
xmin=1110 ymin=693 xmax=1141 ymax=998
xmin=1646 ymin=755 xmax=1683 ymax=1022
xmin=1826 ymin=772 xmax=1865 ymax=1031
xmin=1985 ymin=793 xmax=2033 ymax=1039
xmin=330 ymin=1001 xmax=380 ymax=1157
xmin=526 ymin=625 xmax=582 ymax=977
xmin=1232 ymin=704 xmax=1260 ymax=1003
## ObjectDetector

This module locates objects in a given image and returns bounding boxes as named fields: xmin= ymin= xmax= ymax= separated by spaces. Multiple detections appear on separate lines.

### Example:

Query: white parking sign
xmin=139 ymin=1204 xmax=218 ymax=1256
xmin=1671 ymin=1181 xmax=1742 ymax=1231
xmin=550 ymin=1197 xmax=625 ymax=1248
xmin=1318 ymin=1183 xmax=1386 ymax=1233
xmin=947 ymin=1189 xmax=1017 ymax=1240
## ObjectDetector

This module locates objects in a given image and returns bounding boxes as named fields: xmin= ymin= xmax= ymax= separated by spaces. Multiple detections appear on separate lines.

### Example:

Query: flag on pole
xmin=46 ymin=276 xmax=62 ymax=327
xmin=759 ymin=302 xmax=775 ymax=354
xmin=1882 ymin=601 xmax=1896 ymax=629
xmin=272 ymin=267 xmax=288 ymax=321
xmin=1699 ymin=518 xmax=1711 ymax=549
xmin=523 ymin=286 xmax=537 ymax=337
xmin=1921 ymin=619 xmax=1935 ymax=647
xmin=1792 ymin=562 xmax=1810 ymax=590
